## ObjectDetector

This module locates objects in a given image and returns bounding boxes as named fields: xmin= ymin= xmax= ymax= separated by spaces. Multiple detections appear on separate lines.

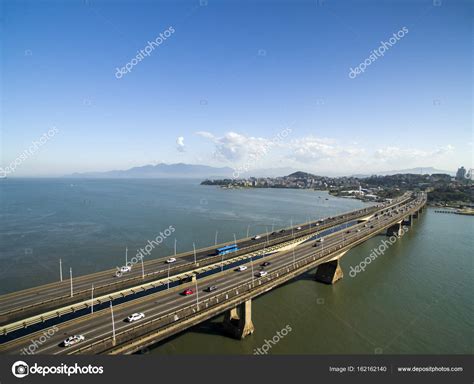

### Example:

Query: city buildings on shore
xmin=202 ymin=168 xmax=473 ymax=206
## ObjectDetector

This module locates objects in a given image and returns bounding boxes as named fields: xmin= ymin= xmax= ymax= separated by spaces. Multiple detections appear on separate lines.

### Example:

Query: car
xmin=296 ymin=226 xmax=302 ymax=230
xmin=253 ymin=235 xmax=261 ymax=240
xmin=119 ymin=265 xmax=131 ymax=273
xmin=270 ymin=232 xmax=277 ymax=236
xmin=257 ymin=271 xmax=268 ymax=277
xmin=260 ymin=261 xmax=271 ymax=267
xmin=205 ymin=285 xmax=217 ymax=292
xmin=63 ymin=335 xmax=85 ymax=347
xmin=279 ymin=229 xmax=286 ymax=233
xmin=237 ymin=265 xmax=248 ymax=271
xmin=363 ymin=224 xmax=368 ymax=227
xmin=126 ymin=312 xmax=145 ymax=322
xmin=346 ymin=230 xmax=351 ymax=234
xmin=182 ymin=289 xmax=194 ymax=295
xmin=166 ymin=257 xmax=177 ymax=263
xmin=370 ymin=225 xmax=374 ymax=229
xmin=357 ymin=229 xmax=361 ymax=232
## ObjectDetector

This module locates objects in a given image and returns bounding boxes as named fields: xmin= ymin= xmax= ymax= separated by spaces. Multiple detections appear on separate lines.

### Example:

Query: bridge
xmin=0 ymin=192 xmax=426 ymax=355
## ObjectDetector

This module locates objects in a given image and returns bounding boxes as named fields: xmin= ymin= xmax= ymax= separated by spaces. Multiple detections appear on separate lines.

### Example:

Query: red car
xmin=182 ymin=289 xmax=194 ymax=296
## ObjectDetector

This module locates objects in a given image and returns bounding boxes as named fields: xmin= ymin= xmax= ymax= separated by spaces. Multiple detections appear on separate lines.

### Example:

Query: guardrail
xmin=0 ymin=194 xmax=416 ymax=335
xmin=71 ymin=197 xmax=426 ymax=355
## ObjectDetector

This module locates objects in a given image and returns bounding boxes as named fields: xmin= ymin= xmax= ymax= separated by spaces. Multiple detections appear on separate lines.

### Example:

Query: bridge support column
xmin=387 ymin=222 xmax=402 ymax=237
xmin=413 ymin=211 xmax=419 ymax=219
xmin=402 ymin=215 xmax=412 ymax=227
xmin=223 ymin=299 xmax=254 ymax=339
xmin=315 ymin=259 xmax=343 ymax=284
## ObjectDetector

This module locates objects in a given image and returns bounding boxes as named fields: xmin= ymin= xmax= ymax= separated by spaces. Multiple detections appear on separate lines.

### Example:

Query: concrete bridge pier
xmin=412 ymin=211 xmax=419 ymax=219
xmin=387 ymin=222 xmax=403 ymax=237
xmin=402 ymin=215 xmax=413 ymax=227
xmin=315 ymin=259 xmax=344 ymax=284
xmin=223 ymin=299 xmax=255 ymax=339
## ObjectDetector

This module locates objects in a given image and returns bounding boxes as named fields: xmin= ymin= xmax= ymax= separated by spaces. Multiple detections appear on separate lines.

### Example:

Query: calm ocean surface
xmin=0 ymin=178 xmax=472 ymax=354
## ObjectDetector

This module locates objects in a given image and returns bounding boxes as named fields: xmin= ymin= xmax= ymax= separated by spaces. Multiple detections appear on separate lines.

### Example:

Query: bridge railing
xmin=72 ymin=197 xmax=426 ymax=355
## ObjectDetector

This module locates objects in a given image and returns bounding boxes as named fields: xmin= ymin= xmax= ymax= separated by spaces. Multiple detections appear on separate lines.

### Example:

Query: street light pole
xmin=246 ymin=224 xmax=250 ymax=238
xmin=59 ymin=258 xmax=63 ymax=282
xmin=193 ymin=242 xmax=197 ymax=265
xmin=167 ymin=264 xmax=170 ymax=289
xmin=250 ymin=255 xmax=255 ymax=286
xmin=141 ymin=257 xmax=144 ymax=279
xmin=125 ymin=247 xmax=128 ymax=266
xmin=110 ymin=301 xmax=116 ymax=345
xmin=91 ymin=284 xmax=94 ymax=314
xmin=174 ymin=239 xmax=177 ymax=256
xmin=195 ymin=278 xmax=199 ymax=310
xmin=69 ymin=268 xmax=73 ymax=297
xmin=233 ymin=233 xmax=237 ymax=245
xmin=215 ymin=230 xmax=218 ymax=245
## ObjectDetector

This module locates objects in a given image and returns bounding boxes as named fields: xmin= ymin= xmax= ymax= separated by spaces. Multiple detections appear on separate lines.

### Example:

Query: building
xmin=456 ymin=166 xmax=467 ymax=180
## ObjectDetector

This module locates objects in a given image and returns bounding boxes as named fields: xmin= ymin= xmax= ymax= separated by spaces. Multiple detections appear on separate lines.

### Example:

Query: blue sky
xmin=1 ymin=0 xmax=472 ymax=176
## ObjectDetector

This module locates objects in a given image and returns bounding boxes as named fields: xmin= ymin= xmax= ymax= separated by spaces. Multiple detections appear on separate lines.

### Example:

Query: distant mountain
xmin=67 ymin=163 xmax=235 ymax=179
xmin=352 ymin=167 xmax=455 ymax=178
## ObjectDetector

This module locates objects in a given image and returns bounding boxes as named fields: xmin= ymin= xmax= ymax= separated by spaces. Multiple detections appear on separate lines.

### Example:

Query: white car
xmin=126 ymin=312 xmax=145 ymax=322
xmin=166 ymin=257 xmax=177 ymax=263
xmin=296 ymin=226 xmax=302 ymax=230
xmin=120 ymin=265 xmax=131 ymax=273
xmin=63 ymin=335 xmax=85 ymax=347
xmin=237 ymin=265 xmax=248 ymax=271
xmin=253 ymin=235 xmax=261 ymax=240
xmin=257 ymin=270 xmax=268 ymax=277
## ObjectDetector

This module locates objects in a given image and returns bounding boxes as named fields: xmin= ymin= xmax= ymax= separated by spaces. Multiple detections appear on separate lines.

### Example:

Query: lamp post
xmin=69 ymin=268 xmax=73 ymax=297
xmin=110 ymin=301 xmax=116 ymax=345
xmin=195 ymin=278 xmax=199 ymax=310
xmin=250 ymin=255 xmax=255 ymax=287
xmin=59 ymin=259 xmax=63 ymax=282
xmin=91 ymin=284 xmax=94 ymax=314
xmin=193 ymin=242 xmax=197 ymax=265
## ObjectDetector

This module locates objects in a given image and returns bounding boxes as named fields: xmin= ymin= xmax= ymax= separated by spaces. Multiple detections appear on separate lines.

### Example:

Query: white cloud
xmin=288 ymin=136 xmax=365 ymax=162
xmin=195 ymin=131 xmax=275 ymax=162
xmin=374 ymin=145 xmax=454 ymax=162
xmin=176 ymin=136 xmax=185 ymax=152
xmin=195 ymin=130 xmax=456 ymax=174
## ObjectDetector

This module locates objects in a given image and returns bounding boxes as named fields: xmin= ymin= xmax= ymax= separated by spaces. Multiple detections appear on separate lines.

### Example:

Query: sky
xmin=1 ymin=0 xmax=472 ymax=177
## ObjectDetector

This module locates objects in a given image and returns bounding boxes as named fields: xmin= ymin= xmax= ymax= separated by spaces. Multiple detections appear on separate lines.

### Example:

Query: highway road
xmin=0 ymin=195 xmax=424 ymax=355
xmin=0 ymin=200 xmax=406 ymax=323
